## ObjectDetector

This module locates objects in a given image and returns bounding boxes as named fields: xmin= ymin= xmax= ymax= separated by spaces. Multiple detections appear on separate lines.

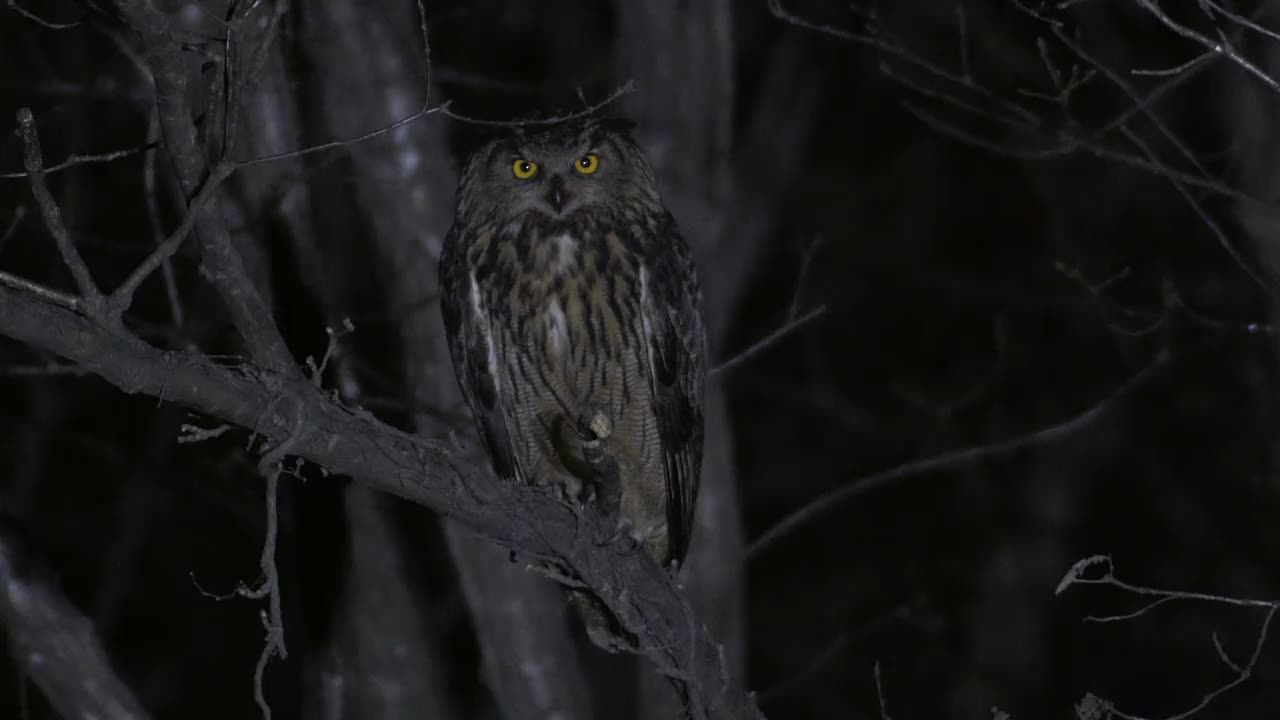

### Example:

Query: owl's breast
xmin=503 ymin=243 xmax=638 ymax=394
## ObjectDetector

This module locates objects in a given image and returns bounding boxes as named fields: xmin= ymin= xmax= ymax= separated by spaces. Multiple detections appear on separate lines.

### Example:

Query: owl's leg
xmin=614 ymin=466 xmax=670 ymax=563
xmin=597 ymin=519 xmax=645 ymax=558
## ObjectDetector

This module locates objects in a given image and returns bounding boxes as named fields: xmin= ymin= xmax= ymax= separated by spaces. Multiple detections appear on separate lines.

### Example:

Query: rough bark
xmin=0 ymin=282 xmax=765 ymax=719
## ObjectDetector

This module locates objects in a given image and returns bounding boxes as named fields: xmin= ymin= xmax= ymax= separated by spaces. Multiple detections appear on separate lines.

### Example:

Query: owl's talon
xmin=551 ymin=489 xmax=588 ymax=544
xmin=595 ymin=519 xmax=643 ymax=556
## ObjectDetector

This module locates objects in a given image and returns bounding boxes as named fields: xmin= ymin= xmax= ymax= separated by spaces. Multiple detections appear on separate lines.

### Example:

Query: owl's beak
xmin=545 ymin=174 xmax=569 ymax=213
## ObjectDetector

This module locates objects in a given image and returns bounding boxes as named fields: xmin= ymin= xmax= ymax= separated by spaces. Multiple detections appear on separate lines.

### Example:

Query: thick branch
xmin=0 ymin=288 xmax=765 ymax=720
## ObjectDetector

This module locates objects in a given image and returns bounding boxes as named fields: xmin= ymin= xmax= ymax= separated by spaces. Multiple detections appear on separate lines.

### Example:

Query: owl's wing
xmin=638 ymin=215 xmax=707 ymax=566
xmin=439 ymin=226 xmax=522 ymax=482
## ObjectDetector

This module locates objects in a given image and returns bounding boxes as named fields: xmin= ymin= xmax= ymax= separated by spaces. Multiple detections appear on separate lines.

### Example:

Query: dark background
xmin=2 ymin=0 xmax=1279 ymax=718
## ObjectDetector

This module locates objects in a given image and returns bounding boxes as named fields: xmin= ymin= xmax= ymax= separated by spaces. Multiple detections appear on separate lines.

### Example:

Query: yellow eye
xmin=575 ymin=153 xmax=599 ymax=175
xmin=512 ymin=159 xmax=538 ymax=179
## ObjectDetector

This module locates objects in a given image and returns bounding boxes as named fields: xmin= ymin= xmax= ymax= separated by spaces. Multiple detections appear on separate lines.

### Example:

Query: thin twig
xmin=1057 ymin=555 xmax=1279 ymax=720
xmin=1033 ymin=16 xmax=1279 ymax=296
xmin=440 ymin=81 xmax=636 ymax=127
xmin=1202 ymin=0 xmax=1280 ymax=45
xmin=0 ymin=142 xmax=157 ymax=180
xmin=874 ymin=661 xmax=893 ymax=720
xmin=787 ymin=235 xmax=825 ymax=321
xmin=234 ymin=100 xmax=448 ymax=168
xmin=247 ymin=398 xmax=302 ymax=720
xmin=1135 ymin=0 xmax=1280 ymax=96
xmin=1130 ymin=52 xmax=1212 ymax=78
xmin=758 ymin=604 xmax=909 ymax=703
xmin=902 ymin=100 xmax=1260 ymax=205
xmin=16 ymin=108 xmax=105 ymax=312
xmin=7 ymin=0 xmax=82 ymax=29
xmin=768 ymin=0 xmax=1040 ymax=128
xmin=747 ymin=345 xmax=1192 ymax=559
xmin=109 ymin=162 xmax=235 ymax=316
xmin=1121 ymin=124 xmax=1276 ymax=296
xmin=0 ymin=270 xmax=79 ymax=311
xmin=710 ymin=305 xmax=826 ymax=377
xmin=417 ymin=0 xmax=433 ymax=107
xmin=143 ymin=107 xmax=185 ymax=328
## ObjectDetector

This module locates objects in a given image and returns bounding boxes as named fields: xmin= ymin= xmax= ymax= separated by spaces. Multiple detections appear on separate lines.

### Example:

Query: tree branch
xmin=0 ymin=285 xmax=766 ymax=720
xmin=111 ymin=0 xmax=295 ymax=372
xmin=16 ymin=108 xmax=106 ymax=314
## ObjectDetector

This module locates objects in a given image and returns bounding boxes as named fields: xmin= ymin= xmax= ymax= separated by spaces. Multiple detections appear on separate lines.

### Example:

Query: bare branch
xmin=439 ymin=81 xmax=636 ymax=126
xmin=111 ymin=0 xmax=295 ymax=372
xmin=142 ymin=108 xmax=184 ymax=328
xmin=1058 ymin=555 xmax=1278 ymax=720
xmin=768 ymin=0 xmax=1041 ymax=129
xmin=0 ymin=141 xmax=157 ymax=180
xmin=7 ymin=0 xmax=83 ymax=29
xmin=16 ymin=108 xmax=106 ymax=313
xmin=1134 ymin=0 xmax=1280 ymax=96
xmin=1030 ymin=11 xmax=1280 ymax=296
xmin=247 ymin=398 xmax=302 ymax=720
xmin=757 ymin=603 xmax=914 ymax=704
xmin=874 ymin=661 xmax=893 ymax=720
xmin=1120 ymin=124 xmax=1276 ymax=296
xmin=0 ymin=280 xmax=765 ymax=720
xmin=710 ymin=305 xmax=826 ymax=377
xmin=0 ymin=269 xmax=80 ymax=311
xmin=234 ymin=100 xmax=448 ymax=168
xmin=109 ymin=161 xmax=235 ymax=316
xmin=748 ymin=345 xmax=1194 ymax=560
xmin=1202 ymin=0 xmax=1280 ymax=45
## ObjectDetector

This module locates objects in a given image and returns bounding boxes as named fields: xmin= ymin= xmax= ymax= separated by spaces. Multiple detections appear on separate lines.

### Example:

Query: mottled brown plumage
xmin=439 ymin=116 xmax=705 ymax=566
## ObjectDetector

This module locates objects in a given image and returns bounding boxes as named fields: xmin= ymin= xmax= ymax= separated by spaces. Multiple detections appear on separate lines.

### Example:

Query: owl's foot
xmin=550 ymin=487 xmax=589 ymax=545
xmin=596 ymin=518 xmax=644 ymax=557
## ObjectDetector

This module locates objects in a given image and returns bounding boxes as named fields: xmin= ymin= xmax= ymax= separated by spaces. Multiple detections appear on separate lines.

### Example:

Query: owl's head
xmin=455 ymin=116 xmax=659 ymax=223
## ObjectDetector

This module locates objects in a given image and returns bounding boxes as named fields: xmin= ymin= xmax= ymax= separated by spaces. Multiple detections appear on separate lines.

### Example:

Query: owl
xmin=438 ymin=116 xmax=706 ymax=568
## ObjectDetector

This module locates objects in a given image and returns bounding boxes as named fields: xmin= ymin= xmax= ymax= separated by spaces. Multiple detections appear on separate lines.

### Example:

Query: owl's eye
xmin=575 ymin=153 xmax=600 ymax=175
xmin=512 ymin=159 xmax=538 ymax=179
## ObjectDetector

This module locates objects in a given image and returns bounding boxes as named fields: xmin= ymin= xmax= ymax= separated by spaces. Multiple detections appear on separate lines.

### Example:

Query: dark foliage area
xmin=1 ymin=1 xmax=1279 ymax=719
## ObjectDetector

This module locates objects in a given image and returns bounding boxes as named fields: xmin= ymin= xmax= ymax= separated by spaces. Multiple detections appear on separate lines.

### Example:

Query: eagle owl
xmin=439 ymin=116 xmax=706 ymax=568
